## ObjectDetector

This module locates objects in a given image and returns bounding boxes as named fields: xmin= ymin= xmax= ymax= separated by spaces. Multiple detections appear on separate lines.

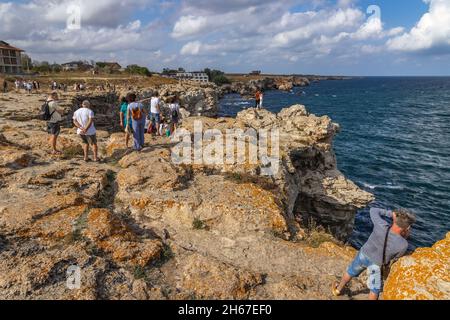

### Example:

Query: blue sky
xmin=1 ymin=0 xmax=449 ymax=75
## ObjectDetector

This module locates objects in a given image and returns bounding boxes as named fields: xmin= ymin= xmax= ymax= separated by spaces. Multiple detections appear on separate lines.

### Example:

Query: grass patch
xmin=302 ymin=218 xmax=340 ymax=248
xmin=66 ymin=208 xmax=89 ymax=244
xmin=133 ymin=265 xmax=148 ymax=281
xmin=192 ymin=217 xmax=209 ymax=231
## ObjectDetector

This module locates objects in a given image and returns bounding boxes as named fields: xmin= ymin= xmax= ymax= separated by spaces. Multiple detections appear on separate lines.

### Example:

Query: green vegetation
xmin=204 ymin=68 xmax=231 ymax=86
xmin=192 ymin=217 xmax=209 ymax=230
xmin=125 ymin=64 xmax=152 ymax=77
xmin=302 ymin=218 xmax=340 ymax=248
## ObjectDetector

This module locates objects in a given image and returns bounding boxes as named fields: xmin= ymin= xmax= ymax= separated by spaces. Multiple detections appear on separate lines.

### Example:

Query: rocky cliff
xmin=0 ymin=89 xmax=447 ymax=300
xmin=220 ymin=76 xmax=310 ymax=98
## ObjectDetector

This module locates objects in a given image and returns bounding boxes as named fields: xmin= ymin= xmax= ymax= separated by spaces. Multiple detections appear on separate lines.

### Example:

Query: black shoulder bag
xmin=381 ymin=227 xmax=391 ymax=280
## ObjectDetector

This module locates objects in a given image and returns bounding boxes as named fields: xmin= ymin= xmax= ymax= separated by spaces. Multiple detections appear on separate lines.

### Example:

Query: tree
xmin=125 ymin=64 xmax=151 ymax=76
xmin=21 ymin=54 xmax=32 ymax=71
xmin=204 ymin=68 xmax=231 ymax=86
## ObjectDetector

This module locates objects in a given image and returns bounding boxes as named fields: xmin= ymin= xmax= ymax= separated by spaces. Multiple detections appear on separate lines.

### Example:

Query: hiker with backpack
xmin=332 ymin=207 xmax=416 ymax=300
xmin=73 ymin=100 xmax=99 ymax=162
xmin=43 ymin=92 xmax=63 ymax=155
xmin=126 ymin=93 xmax=147 ymax=151
xmin=169 ymin=96 xmax=181 ymax=136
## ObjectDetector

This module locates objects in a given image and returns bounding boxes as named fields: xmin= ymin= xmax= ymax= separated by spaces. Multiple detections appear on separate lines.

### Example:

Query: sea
xmin=219 ymin=77 xmax=450 ymax=249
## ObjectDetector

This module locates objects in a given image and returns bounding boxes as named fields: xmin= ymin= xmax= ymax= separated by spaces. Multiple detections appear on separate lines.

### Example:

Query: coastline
xmin=0 ymin=76 xmax=448 ymax=300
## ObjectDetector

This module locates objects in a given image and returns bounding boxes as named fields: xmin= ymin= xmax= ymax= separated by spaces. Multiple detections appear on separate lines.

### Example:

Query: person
xmin=2 ymin=80 xmax=7 ymax=93
xmin=255 ymin=90 xmax=262 ymax=109
xmin=333 ymin=207 xmax=416 ymax=300
xmin=46 ymin=92 xmax=63 ymax=155
xmin=168 ymin=96 xmax=181 ymax=135
xmin=259 ymin=91 xmax=264 ymax=109
xmin=149 ymin=92 xmax=161 ymax=135
xmin=119 ymin=97 xmax=131 ymax=148
xmin=26 ymin=81 xmax=32 ymax=94
xmin=126 ymin=93 xmax=147 ymax=151
xmin=73 ymin=100 xmax=98 ymax=162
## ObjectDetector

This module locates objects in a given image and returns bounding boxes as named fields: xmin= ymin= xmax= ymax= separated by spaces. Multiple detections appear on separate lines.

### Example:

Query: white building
xmin=0 ymin=41 xmax=24 ymax=74
xmin=176 ymin=71 xmax=209 ymax=83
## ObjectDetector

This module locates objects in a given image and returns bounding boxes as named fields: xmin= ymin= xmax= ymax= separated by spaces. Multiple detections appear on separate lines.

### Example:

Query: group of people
xmin=45 ymin=91 xmax=181 ymax=160
xmin=119 ymin=92 xmax=180 ymax=151
xmin=14 ymin=79 xmax=41 ymax=93
xmin=50 ymin=81 xmax=69 ymax=92
xmin=44 ymin=91 xmax=98 ymax=161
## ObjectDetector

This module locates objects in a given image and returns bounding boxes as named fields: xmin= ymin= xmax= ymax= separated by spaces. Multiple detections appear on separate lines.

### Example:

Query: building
xmin=175 ymin=71 xmax=209 ymax=83
xmin=0 ymin=41 xmax=24 ymax=74
xmin=250 ymin=70 xmax=262 ymax=75
xmin=61 ymin=61 xmax=93 ymax=71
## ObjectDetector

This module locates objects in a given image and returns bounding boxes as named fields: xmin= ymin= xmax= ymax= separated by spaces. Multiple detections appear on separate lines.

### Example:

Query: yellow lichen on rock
xmin=84 ymin=209 xmax=162 ymax=267
xmin=383 ymin=232 xmax=450 ymax=300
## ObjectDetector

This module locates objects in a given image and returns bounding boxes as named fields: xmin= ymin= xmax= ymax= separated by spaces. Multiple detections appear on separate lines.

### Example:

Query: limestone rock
xmin=383 ymin=232 xmax=450 ymax=300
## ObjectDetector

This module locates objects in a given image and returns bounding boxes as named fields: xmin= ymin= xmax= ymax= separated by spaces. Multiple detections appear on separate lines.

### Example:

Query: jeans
xmin=131 ymin=119 xmax=145 ymax=150
xmin=347 ymin=251 xmax=382 ymax=295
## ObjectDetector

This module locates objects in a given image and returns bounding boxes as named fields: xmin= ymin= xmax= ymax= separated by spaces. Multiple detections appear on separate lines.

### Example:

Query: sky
xmin=1 ymin=0 xmax=449 ymax=76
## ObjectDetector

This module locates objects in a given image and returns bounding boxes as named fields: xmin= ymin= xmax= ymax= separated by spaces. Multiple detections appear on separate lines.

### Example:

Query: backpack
xmin=41 ymin=101 xmax=54 ymax=121
xmin=171 ymin=108 xmax=179 ymax=119
xmin=131 ymin=106 xmax=142 ymax=121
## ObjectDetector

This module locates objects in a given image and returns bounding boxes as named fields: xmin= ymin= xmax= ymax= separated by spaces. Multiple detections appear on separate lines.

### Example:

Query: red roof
xmin=0 ymin=41 xmax=24 ymax=52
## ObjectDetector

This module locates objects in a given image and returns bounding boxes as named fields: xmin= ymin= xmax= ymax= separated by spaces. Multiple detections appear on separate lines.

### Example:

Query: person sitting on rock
xmin=73 ymin=100 xmax=99 ymax=162
xmin=333 ymin=207 xmax=416 ymax=300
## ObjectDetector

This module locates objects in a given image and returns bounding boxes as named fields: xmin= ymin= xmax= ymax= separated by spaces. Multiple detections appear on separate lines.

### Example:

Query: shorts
xmin=80 ymin=134 xmax=97 ymax=145
xmin=347 ymin=251 xmax=382 ymax=296
xmin=47 ymin=122 xmax=61 ymax=136
xmin=151 ymin=113 xmax=161 ymax=123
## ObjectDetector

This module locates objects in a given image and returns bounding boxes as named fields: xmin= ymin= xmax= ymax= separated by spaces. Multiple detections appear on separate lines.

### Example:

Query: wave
xmin=361 ymin=182 xmax=405 ymax=191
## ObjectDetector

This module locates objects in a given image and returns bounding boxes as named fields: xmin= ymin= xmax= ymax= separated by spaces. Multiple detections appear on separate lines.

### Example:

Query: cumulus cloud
xmin=0 ymin=0 xmax=448 ymax=73
xmin=387 ymin=0 xmax=450 ymax=54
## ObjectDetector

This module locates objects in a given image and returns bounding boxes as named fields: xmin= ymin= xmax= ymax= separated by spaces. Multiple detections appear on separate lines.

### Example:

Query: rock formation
xmin=220 ymin=76 xmax=311 ymax=98
xmin=383 ymin=232 xmax=450 ymax=300
xmin=0 ymin=87 xmax=447 ymax=300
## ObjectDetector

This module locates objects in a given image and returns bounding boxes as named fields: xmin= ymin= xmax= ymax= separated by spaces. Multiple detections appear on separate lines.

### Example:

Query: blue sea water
xmin=219 ymin=77 xmax=450 ymax=249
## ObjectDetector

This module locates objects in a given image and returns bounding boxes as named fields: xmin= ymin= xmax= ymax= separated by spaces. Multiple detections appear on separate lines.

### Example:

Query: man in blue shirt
xmin=333 ymin=207 xmax=416 ymax=300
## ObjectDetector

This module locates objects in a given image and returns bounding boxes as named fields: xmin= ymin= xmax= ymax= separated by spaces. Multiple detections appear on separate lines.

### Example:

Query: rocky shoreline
xmin=0 ymin=83 xmax=448 ymax=300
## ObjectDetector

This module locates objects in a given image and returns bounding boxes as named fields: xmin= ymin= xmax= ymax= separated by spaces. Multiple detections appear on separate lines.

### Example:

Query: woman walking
xmin=126 ymin=93 xmax=147 ymax=151
xmin=119 ymin=97 xmax=131 ymax=148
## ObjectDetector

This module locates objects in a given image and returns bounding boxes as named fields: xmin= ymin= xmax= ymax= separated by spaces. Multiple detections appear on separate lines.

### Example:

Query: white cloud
xmin=387 ymin=0 xmax=450 ymax=53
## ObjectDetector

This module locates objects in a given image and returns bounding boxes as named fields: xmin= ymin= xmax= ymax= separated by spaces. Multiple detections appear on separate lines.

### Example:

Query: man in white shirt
xmin=149 ymin=92 xmax=161 ymax=135
xmin=73 ymin=100 xmax=98 ymax=162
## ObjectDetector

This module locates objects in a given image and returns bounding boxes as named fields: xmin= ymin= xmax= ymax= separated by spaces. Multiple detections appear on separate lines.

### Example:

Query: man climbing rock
xmin=333 ymin=207 xmax=416 ymax=300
